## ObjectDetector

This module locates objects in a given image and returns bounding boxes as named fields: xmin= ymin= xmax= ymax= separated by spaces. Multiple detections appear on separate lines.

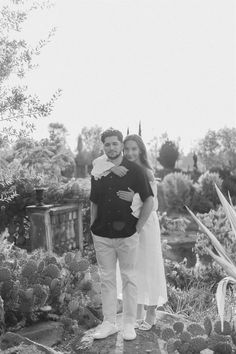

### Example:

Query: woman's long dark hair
xmin=124 ymin=134 xmax=153 ymax=170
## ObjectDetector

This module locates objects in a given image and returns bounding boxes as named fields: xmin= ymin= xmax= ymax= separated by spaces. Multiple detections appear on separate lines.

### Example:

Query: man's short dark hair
xmin=101 ymin=128 xmax=123 ymax=143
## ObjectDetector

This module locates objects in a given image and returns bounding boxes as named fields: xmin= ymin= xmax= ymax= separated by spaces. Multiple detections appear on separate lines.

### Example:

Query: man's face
xmin=103 ymin=136 xmax=123 ymax=160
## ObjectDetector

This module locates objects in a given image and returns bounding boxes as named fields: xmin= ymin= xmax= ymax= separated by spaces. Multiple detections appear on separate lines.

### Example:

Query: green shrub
xmin=158 ymin=139 xmax=179 ymax=169
xmin=161 ymin=172 xmax=194 ymax=213
xmin=190 ymin=189 xmax=214 ymax=213
xmin=196 ymin=171 xmax=223 ymax=208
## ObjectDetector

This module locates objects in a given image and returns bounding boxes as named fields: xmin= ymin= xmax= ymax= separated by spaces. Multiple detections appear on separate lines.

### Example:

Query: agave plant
xmin=186 ymin=184 xmax=236 ymax=331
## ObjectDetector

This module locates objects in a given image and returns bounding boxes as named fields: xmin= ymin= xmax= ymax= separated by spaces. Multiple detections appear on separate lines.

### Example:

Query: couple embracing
xmin=90 ymin=128 xmax=167 ymax=341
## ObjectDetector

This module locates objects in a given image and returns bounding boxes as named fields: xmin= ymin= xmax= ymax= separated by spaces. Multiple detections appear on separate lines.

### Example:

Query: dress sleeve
xmin=133 ymin=167 xmax=154 ymax=202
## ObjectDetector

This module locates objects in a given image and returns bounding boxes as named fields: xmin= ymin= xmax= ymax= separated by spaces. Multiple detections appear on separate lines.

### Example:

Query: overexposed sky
xmin=21 ymin=0 xmax=236 ymax=153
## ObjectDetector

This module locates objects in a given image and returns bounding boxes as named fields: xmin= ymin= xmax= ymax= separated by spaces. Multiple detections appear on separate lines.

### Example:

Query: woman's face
xmin=124 ymin=140 xmax=140 ymax=162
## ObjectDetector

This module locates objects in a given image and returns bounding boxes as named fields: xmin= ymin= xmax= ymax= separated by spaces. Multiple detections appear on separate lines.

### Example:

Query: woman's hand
xmin=111 ymin=166 xmax=129 ymax=177
xmin=117 ymin=188 xmax=134 ymax=202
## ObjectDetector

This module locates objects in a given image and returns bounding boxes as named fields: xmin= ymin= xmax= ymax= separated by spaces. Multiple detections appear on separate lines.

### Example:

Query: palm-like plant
xmin=187 ymin=185 xmax=236 ymax=331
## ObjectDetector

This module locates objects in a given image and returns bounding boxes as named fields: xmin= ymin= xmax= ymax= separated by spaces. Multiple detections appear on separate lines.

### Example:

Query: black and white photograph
xmin=0 ymin=0 xmax=235 ymax=353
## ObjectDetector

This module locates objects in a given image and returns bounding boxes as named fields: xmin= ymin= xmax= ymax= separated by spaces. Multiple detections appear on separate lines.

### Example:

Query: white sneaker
xmin=123 ymin=324 xmax=137 ymax=341
xmin=93 ymin=321 xmax=118 ymax=339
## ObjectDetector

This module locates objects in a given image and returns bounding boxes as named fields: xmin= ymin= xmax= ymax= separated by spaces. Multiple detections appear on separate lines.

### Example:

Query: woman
xmin=91 ymin=134 xmax=167 ymax=330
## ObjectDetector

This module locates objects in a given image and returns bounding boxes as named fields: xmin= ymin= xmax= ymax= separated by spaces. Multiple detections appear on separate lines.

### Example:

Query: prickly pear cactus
xmin=0 ymin=242 xmax=96 ymax=330
xmin=162 ymin=317 xmax=236 ymax=354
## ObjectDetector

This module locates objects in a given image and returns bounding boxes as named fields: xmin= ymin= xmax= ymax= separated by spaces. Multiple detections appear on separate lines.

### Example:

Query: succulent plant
xmin=173 ymin=321 xmax=184 ymax=334
xmin=21 ymin=260 xmax=38 ymax=280
xmin=0 ymin=279 xmax=14 ymax=300
xmin=161 ymin=327 xmax=175 ymax=341
xmin=208 ymin=333 xmax=231 ymax=350
xmin=68 ymin=299 xmax=80 ymax=313
xmin=37 ymin=260 xmax=45 ymax=273
xmin=77 ymin=259 xmax=90 ymax=272
xmin=188 ymin=336 xmax=207 ymax=352
xmin=68 ymin=260 xmax=81 ymax=273
xmin=33 ymin=284 xmax=45 ymax=297
xmin=174 ymin=339 xmax=182 ymax=352
xmin=43 ymin=264 xmax=60 ymax=279
xmin=204 ymin=316 xmax=213 ymax=336
xmin=213 ymin=341 xmax=232 ymax=354
xmin=186 ymin=323 xmax=205 ymax=336
xmin=80 ymin=280 xmax=92 ymax=292
xmin=178 ymin=342 xmax=190 ymax=354
xmin=0 ymin=267 xmax=11 ymax=282
xmin=50 ymin=278 xmax=60 ymax=291
xmin=214 ymin=320 xmax=231 ymax=336
xmin=68 ymin=259 xmax=90 ymax=273
xmin=179 ymin=330 xmax=192 ymax=343
xmin=64 ymin=252 xmax=74 ymax=265
xmin=166 ymin=338 xmax=176 ymax=354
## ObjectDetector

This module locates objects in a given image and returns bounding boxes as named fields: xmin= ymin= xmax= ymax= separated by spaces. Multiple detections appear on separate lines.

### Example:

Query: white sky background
xmin=21 ymin=0 xmax=236 ymax=153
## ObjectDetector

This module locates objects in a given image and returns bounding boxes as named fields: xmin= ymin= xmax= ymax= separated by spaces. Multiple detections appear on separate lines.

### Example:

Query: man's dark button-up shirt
xmin=90 ymin=157 xmax=153 ymax=238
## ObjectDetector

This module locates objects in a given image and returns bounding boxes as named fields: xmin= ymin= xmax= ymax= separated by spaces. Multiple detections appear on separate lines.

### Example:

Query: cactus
xmin=173 ymin=321 xmax=184 ymax=334
xmin=0 ymin=267 xmax=11 ymax=282
xmin=207 ymin=333 xmax=230 ymax=350
xmin=161 ymin=327 xmax=175 ymax=341
xmin=37 ymin=261 xmax=45 ymax=273
xmin=68 ymin=299 xmax=80 ymax=313
xmin=204 ymin=316 xmax=212 ymax=336
xmin=43 ymin=264 xmax=60 ymax=279
xmin=50 ymin=278 xmax=60 ymax=291
xmin=19 ymin=298 xmax=34 ymax=313
xmin=77 ymin=259 xmax=90 ymax=272
xmin=64 ymin=252 xmax=74 ymax=265
xmin=178 ymin=342 xmax=190 ymax=354
xmin=174 ymin=339 xmax=182 ymax=351
xmin=33 ymin=284 xmax=45 ymax=297
xmin=21 ymin=277 xmax=29 ymax=289
xmin=69 ymin=259 xmax=90 ymax=273
xmin=0 ymin=280 xmax=14 ymax=300
xmin=186 ymin=323 xmax=205 ymax=336
xmin=179 ymin=331 xmax=191 ymax=343
xmin=80 ymin=280 xmax=92 ymax=292
xmin=188 ymin=336 xmax=207 ymax=352
xmin=214 ymin=320 xmax=231 ymax=335
xmin=166 ymin=338 xmax=176 ymax=353
xmin=21 ymin=260 xmax=38 ymax=280
xmin=213 ymin=341 xmax=232 ymax=354
xmin=42 ymin=276 xmax=53 ymax=287
xmin=68 ymin=260 xmax=81 ymax=273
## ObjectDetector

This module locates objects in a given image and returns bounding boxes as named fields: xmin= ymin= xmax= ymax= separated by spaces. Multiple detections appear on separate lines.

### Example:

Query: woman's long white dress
xmin=117 ymin=181 xmax=168 ymax=306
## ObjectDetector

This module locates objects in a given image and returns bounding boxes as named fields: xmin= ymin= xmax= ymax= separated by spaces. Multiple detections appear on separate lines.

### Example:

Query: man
xmin=90 ymin=128 xmax=154 ymax=341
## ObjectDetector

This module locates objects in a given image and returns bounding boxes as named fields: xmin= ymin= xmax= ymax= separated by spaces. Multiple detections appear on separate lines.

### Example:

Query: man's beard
xmin=107 ymin=151 xmax=122 ymax=160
